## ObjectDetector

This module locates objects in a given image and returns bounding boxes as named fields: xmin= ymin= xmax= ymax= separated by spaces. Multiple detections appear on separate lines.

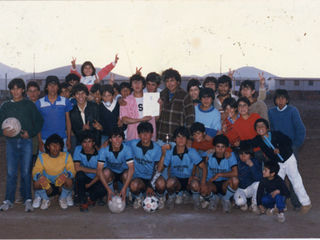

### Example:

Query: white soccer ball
xmin=108 ymin=196 xmax=126 ymax=213
xmin=142 ymin=196 xmax=159 ymax=213
xmin=1 ymin=117 xmax=21 ymax=137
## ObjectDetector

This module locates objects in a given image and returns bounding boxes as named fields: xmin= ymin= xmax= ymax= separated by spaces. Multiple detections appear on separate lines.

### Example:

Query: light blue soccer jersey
xmin=164 ymin=146 xmax=202 ymax=178
xmin=125 ymin=139 xmax=161 ymax=179
xmin=98 ymin=144 xmax=133 ymax=174
xmin=206 ymin=152 xmax=237 ymax=182
xmin=73 ymin=145 xmax=99 ymax=179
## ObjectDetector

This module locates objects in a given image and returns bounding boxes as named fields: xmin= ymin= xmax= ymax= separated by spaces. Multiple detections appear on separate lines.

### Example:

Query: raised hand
xmin=109 ymin=73 xmax=115 ymax=85
xmin=92 ymin=120 xmax=103 ymax=131
xmin=114 ymin=54 xmax=119 ymax=64
xmin=258 ymin=72 xmax=265 ymax=89
xmin=135 ymin=67 xmax=142 ymax=75
xmin=71 ymin=57 xmax=77 ymax=69
xmin=83 ymin=121 xmax=90 ymax=131
xmin=228 ymin=68 xmax=235 ymax=79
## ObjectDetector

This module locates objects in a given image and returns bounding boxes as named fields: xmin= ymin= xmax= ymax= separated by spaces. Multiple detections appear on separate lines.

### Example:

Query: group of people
xmin=0 ymin=55 xmax=312 ymax=223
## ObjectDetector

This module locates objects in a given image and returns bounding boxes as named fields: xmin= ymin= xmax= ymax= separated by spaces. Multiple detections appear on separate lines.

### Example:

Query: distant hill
xmin=0 ymin=62 xmax=27 ymax=79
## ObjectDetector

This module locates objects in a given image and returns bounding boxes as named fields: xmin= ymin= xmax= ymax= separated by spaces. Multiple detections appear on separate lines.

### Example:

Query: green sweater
xmin=0 ymin=98 xmax=44 ymax=139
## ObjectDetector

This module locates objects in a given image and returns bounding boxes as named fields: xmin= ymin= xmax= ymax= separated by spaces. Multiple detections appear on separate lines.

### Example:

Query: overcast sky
xmin=1 ymin=0 xmax=319 ymax=78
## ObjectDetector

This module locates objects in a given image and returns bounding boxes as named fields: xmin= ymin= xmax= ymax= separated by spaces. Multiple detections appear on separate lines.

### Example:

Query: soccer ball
xmin=142 ymin=196 xmax=159 ymax=213
xmin=108 ymin=196 xmax=125 ymax=213
xmin=1 ymin=117 xmax=21 ymax=137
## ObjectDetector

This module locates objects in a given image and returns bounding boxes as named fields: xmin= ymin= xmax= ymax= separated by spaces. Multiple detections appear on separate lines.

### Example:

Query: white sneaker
xmin=182 ymin=192 xmax=192 ymax=204
xmin=222 ymin=199 xmax=231 ymax=213
xmin=240 ymin=204 xmax=248 ymax=211
xmin=158 ymin=196 xmax=165 ymax=209
xmin=25 ymin=199 xmax=34 ymax=212
xmin=40 ymin=199 xmax=51 ymax=210
xmin=175 ymin=195 xmax=183 ymax=205
xmin=66 ymin=196 xmax=74 ymax=207
xmin=266 ymin=207 xmax=278 ymax=216
xmin=201 ymin=200 xmax=210 ymax=209
xmin=277 ymin=212 xmax=285 ymax=222
xmin=0 ymin=200 xmax=13 ymax=211
xmin=133 ymin=197 xmax=143 ymax=209
xmin=251 ymin=204 xmax=261 ymax=215
xmin=32 ymin=197 xmax=42 ymax=209
xmin=59 ymin=198 xmax=68 ymax=210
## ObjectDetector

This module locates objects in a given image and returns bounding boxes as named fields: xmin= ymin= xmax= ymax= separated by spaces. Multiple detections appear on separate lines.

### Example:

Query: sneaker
xmin=158 ymin=196 xmax=165 ymax=210
xmin=59 ymin=198 xmax=68 ymax=210
xmin=201 ymin=200 xmax=210 ymax=209
xmin=66 ymin=196 xmax=74 ymax=207
xmin=25 ymin=199 xmax=34 ymax=212
xmin=79 ymin=202 xmax=89 ymax=213
xmin=193 ymin=197 xmax=201 ymax=211
xmin=0 ymin=200 xmax=13 ymax=211
xmin=74 ymin=195 xmax=79 ymax=206
xmin=251 ymin=204 xmax=261 ymax=215
xmin=300 ymin=204 xmax=312 ymax=215
xmin=277 ymin=212 xmax=285 ymax=222
xmin=40 ymin=199 xmax=51 ymax=210
xmin=222 ymin=199 xmax=231 ymax=213
xmin=266 ymin=207 xmax=278 ymax=216
xmin=87 ymin=197 xmax=95 ymax=207
xmin=32 ymin=197 xmax=42 ymax=209
xmin=209 ymin=197 xmax=219 ymax=211
xmin=97 ymin=197 xmax=105 ymax=206
xmin=166 ymin=196 xmax=175 ymax=209
xmin=133 ymin=197 xmax=143 ymax=209
xmin=294 ymin=205 xmax=301 ymax=211
xmin=183 ymin=192 xmax=192 ymax=204
xmin=15 ymin=196 xmax=23 ymax=204
xmin=240 ymin=203 xmax=248 ymax=211
xmin=175 ymin=195 xmax=183 ymax=205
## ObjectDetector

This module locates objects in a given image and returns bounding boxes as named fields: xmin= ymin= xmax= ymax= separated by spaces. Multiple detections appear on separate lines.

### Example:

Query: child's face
xmin=110 ymin=135 xmax=123 ymax=150
xmin=192 ymin=131 xmax=205 ymax=143
xmin=239 ymin=152 xmax=251 ymax=162
xmin=200 ymin=96 xmax=213 ymax=109
xmin=75 ymin=90 xmax=87 ymax=105
xmin=120 ymin=87 xmax=131 ymax=98
xmin=175 ymin=133 xmax=187 ymax=148
xmin=146 ymin=81 xmax=159 ymax=93
xmin=240 ymin=86 xmax=255 ymax=100
xmin=27 ymin=86 xmax=40 ymax=102
xmin=102 ymin=91 xmax=113 ymax=103
xmin=237 ymin=101 xmax=249 ymax=116
xmin=132 ymin=80 xmax=143 ymax=93
xmin=275 ymin=96 xmax=288 ymax=110
xmin=81 ymin=138 xmax=95 ymax=154
xmin=224 ymin=105 xmax=236 ymax=118
xmin=139 ymin=131 xmax=153 ymax=146
xmin=83 ymin=65 xmax=93 ymax=76
xmin=47 ymin=83 xmax=59 ymax=96
xmin=48 ymin=142 xmax=61 ymax=157
xmin=263 ymin=167 xmax=274 ymax=179
xmin=61 ymin=88 xmax=70 ymax=99
xmin=93 ymin=91 xmax=101 ymax=104
xmin=189 ymin=86 xmax=200 ymax=100
xmin=214 ymin=143 xmax=227 ymax=158
xmin=255 ymin=122 xmax=268 ymax=136
xmin=205 ymin=82 xmax=216 ymax=92
xmin=10 ymin=85 xmax=24 ymax=102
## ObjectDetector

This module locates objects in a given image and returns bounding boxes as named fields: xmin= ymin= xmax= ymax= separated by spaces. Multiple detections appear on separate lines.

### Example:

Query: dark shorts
xmin=48 ymin=183 xmax=61 ymax=197
xmin=212 ymin=180 xmax=227 ymax=195
xmin=113 ymin=170 xmax=126 ymax=183
xmin=177 ymin=177 xmax=189 ymax=191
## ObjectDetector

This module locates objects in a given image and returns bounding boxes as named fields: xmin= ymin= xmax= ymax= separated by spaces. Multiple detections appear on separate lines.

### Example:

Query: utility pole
xmin=220 ymin=55 xmax=222 ymax=76
xmin=33 ymin=54 xmax=35 ymax=81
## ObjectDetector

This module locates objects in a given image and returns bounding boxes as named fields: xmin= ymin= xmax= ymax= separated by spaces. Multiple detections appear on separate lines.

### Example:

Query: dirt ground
xmin=0 ymin=99 xmax=319 ymax=239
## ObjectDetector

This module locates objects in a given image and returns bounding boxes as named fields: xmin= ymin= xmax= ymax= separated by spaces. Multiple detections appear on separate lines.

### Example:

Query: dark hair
xmin=65 ymin=73 xmax=80 ymax=83
xmin=8 ymin=78 xmax=25 ymax=91
xmin=44 ymin=76 xmax=61 ymax=95
xmin=161 ymin=68 xmax=181 ymax=84
xmin=61 ymin=82 xmax=71 ymax=90
xmin=199 ymin=87 xmax=215 ymax=100
xmin=71 ymin=83 xmax=89 ymax=96
xmin=80 ymin=130 xmax=96 ymax=144
xmin=90 ymin=83 xmax=101 ymax=94
xmin=137 ymin=121 xmax=153 ymax=134
xmin=109 ymin=127 xmax=125 ymax=140
xmin=146 ymin=72 xmax=161 ymax=85
xmin=45 ymin=134 xmax=64 ymax=154
xmin=187 ymin=78 xmax=201 ymax=92
xmin=264 ymin=161 xmax=280 ymax=175
xmin=239 ymin=144 xmax=254 ymax=158
xmin=119 ymin=82 xmax=131 ymax=91
xmin=222 ymin=97 xmax=237 ymax=110
xmin=81 ymin=61 xmax=96 ymax=76
xmin=273 ymin=89 xmax=290 ymax=106
xmin=100 ymin=84 xmax=114 ymax=96
xmin=27 ymin=81 xmax=40 ymax=91
xmin=113 ymin=83 xmax=120 ymax=93
xmin=254 ymin=118 xmax=269 ymax=131
xmin=217 ymin=75 xmax=232 ymax=89
xmin=129 ymin=74 xmax=146 ymax=89
xmin=173 ymin=126 xmax=190 ymax=140
xmin=203 ymin=76 xmax=218 ymax=90
xmin=190 ymin=122 xmax=205 ymax=135
xmin=237 ymin=96 xmax=251 ymax=107
xmin=212 ymin=134 xmax=229 ymax=147
xmin=240 ymin=80 xmax=255 ymax=97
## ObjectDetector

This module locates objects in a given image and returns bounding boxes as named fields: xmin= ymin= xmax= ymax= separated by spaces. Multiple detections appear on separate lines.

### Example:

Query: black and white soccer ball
xmin=142 ymin=196 xmax=159 ymax=213
xmin=108 ymin=196 xmax=126 ymax=213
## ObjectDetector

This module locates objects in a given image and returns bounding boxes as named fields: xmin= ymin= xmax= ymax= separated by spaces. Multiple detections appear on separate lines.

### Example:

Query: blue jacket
xmin=237 ymin=157 xmax=262 ymax=189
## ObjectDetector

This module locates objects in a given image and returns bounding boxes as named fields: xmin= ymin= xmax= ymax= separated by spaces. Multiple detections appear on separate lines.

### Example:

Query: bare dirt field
xmin=0 ymin=99 xmax=319 ymax=239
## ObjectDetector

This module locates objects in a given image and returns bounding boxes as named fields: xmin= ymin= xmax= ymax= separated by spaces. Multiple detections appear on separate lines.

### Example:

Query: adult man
xmin=127 ymin=122 xmax=166 ymax=209
xmin=157 ymin=68 xmax=195 ymax=145
xmin=36 ymin=76 xmax=73 ymax=152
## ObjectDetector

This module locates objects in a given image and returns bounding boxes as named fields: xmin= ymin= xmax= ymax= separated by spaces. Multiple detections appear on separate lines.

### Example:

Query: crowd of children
xmin=0 ymin=58 xmax=312 ymax=223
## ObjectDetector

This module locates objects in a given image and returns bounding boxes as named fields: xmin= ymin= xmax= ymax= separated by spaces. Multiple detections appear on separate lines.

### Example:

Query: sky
xmin=1 ymin=0 xmax=320 ymax=78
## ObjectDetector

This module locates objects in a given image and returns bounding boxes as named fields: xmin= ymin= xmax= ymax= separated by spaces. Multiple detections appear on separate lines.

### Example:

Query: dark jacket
xmin=237 ymin=157 xmax=262 ymax=189
xmin=99 ymin=101 xmax=120 ymax=137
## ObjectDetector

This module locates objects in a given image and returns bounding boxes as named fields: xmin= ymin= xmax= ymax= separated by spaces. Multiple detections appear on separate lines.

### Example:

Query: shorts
xmin=48 ymin=183 xmax=61 ymax=197
xmin=212 ymin=180 xmax=227 ymax=195
xmin=177 ymin=177 xmax=189 ymax=191
xmin=113 ymin=170 xmax=126 ymax=183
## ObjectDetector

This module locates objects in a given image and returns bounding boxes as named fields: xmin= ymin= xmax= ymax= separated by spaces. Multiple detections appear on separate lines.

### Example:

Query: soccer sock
xmin=177 ymin=191 xmax=183 ymax=196
xmin=132 ymin=192 xmax=143 ymax=199
xmin=204 ymin=192 xmax=215 ymax=202
xmin=156 ymin=192 xmax=164 ymax=199
xmin=36 ymin=189 xmax=49 ymax=200
xmin=168 ymin=192 xmax=176 ymax=199
xmin=60 ymin=186 xmax=72 ymax=199
xmin=191 ymin=190 xmax=200 ymax=200
xmin=223 ymin=186 xmax=236 ymax=201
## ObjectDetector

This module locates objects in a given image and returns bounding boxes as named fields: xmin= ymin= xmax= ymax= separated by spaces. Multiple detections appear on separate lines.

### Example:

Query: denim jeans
xmin=5 ymin=138 xmax=33 ymax=204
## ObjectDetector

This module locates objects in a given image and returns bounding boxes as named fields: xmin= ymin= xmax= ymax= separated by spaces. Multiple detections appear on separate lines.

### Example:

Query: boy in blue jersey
xmin=157 ymin=127 xmax=208 ymax=211
xmin=127 ymin=122 xmax=166 ymax=209
xmin=233 ymin=144 xmax=262 ymax=214
xmin=97 ymin=127 xmax=134 ymax=202
xmin=73 ymin=131 xmax=102 ymax=212
xmin=201 ymin=135 xmax=239 ymax=213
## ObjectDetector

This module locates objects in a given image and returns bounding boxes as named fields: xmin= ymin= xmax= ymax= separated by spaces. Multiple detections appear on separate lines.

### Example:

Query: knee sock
xmin=223 ymin=186 xmax=236 ymax=201
xmin=36 ymin=189 xmax=49 ymax=200
xmin=168 ymin=192 xmax=176 ymax=199
xmin=156 ymin=192 xmax=164 ymax=199
xmin=204 ymin=192 xmax=216 ymax=202
xmin=60 ymin=187 xmax=72 ymax=199
xmin=191 ymin=190 xmax=200 ymax=200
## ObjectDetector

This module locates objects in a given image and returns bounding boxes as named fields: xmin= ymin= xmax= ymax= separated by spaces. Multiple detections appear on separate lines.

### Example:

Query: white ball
xmin=142 ymin=196 xmax=159 ymax=213
xmin=108 ymin=196 xmax=125 ymax=213
xmin=1 ymin=117 xmax=21 ymax=137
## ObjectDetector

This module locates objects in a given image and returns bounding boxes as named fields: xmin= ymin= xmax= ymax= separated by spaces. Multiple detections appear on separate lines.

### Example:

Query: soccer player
xmin=32 ymin=134 xmax=76 ymax=210
xmin=127 ymin=122 xmax=166 ymax=209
